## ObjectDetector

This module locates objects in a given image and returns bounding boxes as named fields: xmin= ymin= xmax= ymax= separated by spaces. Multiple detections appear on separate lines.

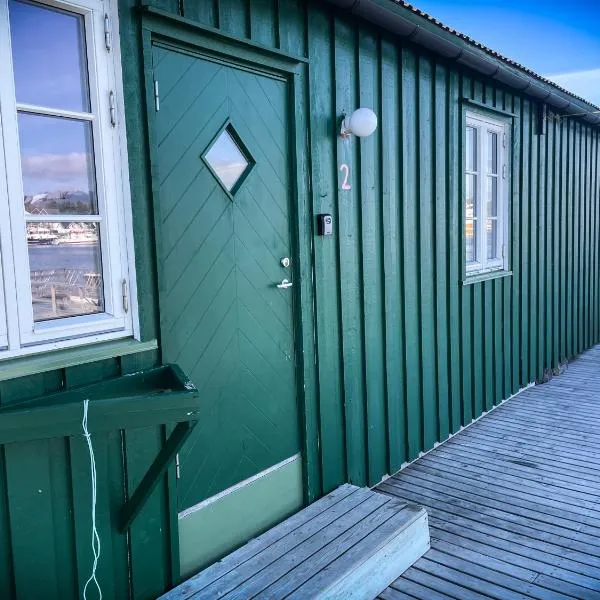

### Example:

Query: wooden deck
xmin=378 ymin=346 xmax=600 ymax=600
xmin=163 ymin=485 xmax=429 ymax=599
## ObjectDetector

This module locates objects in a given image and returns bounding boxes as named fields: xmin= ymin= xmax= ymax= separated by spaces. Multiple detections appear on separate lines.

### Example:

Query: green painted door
xmin=153 ymin=45 xmax=301 ymax=510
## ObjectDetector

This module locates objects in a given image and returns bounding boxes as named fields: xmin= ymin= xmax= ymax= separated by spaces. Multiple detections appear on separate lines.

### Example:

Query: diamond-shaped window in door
xmin=203 ymin=123 xmax=254 ymax=197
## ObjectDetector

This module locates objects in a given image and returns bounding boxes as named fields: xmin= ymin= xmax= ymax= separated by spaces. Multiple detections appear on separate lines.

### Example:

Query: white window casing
xmin=0 ymin=0 xmax=138 ymax=359
xmin=464 ymin=110 xmax=510 ymax=277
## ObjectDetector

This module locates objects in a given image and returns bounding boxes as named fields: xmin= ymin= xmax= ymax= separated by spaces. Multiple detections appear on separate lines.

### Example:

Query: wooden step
xmin=162 ymin=484 xmax=430 ymax=599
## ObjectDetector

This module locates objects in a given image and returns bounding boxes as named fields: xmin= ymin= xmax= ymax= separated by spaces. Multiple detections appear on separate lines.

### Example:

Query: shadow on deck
xmin=378 ymin=346 xmax=600 ymax=600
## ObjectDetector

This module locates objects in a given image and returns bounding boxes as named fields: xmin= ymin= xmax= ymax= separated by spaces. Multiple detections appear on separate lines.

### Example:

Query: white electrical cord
xmin=82 ymin=399 xmax=102 ymax=600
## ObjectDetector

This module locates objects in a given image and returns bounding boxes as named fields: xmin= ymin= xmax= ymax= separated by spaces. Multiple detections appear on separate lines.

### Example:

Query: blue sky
xmin=414 ymin=0 xmax=600 ymax=106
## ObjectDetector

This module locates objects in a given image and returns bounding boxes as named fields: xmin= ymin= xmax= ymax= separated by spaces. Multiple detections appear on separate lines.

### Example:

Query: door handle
xmin=276 ymin=279 xmax=293 ymax=289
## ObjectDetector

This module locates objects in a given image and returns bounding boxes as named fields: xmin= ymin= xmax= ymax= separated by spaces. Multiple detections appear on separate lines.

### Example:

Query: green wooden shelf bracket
xmin=0 ymin=364 xmax=201 ymax=533
xmin=119 ymin=419 xmax=196 ymax=533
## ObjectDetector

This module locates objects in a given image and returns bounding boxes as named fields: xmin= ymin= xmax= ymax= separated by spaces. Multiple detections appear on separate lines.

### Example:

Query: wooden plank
xmin=70 ymin=431 xmax=128 ymax=599
xmin=466 ymin=409 xmax=600 ymax=443
xmin=379 ymin=587 xmax=420 ymax=600
xmin=381 ymin=480 xmax=600 ymax=569
xmin=379 ymin=479 xmax=600 ymax=557
xmin=288 ymin=509 xmax=428 ymax=600
xmin=261 ymin=503 xmax=414 ymax=597
xmin=188 ymin=488 xmax=384 ymax=598
xmin=389 ymin=578 xmax=454 ymax=600
xmin=428 ymin=538 xmax=537 ymax=582
xmin=4 ymin=440 xmax=61 ymax=599
xmin=429 ymin=523 xmax=600 ymax=586
xmin=417 ymin=556 xmax=539 ymax=600
xmin=308 ymin=4 xmax=344 ymax=495
xmin=380 ymin=38 xmax=407 ymax=472
xmin=428 ymin=529 xmax=600 ymax=598
xmin=407 ymin=461 xmax=600 ymax=527
xmin=0 ymin=447 xmax=14 ymax=600
xmin=126 ymin=426 xmax=171 ymax=598
xmin=255 ymin=504 xmax=422 ymax=598
xmin=416 ymin=452 xmax=599 ymax=513
xmin=461 ymin=422 xmax=600 ymax=466
xmin=334 ymin=15 xmax=368 ymax=487
xmin=520 ymin=99 xmax=531 ymax=386
xmin=164 ymin=484 xmax=358 ymax=597
xmin=472 ymin=283 xmax=483 ymax=420
xmin=385 ymin=472 xmax=600 ymax=546
xmin=358 ymin=28 xmax=387 ymax=486
xmin=404 ymin=567 xmax=491 ymax=600
xmin=448 ymin=433 xmax=600 ymax=482
xmin=447 ymin=68 xmax=462 ymax=434
xmin=395 ymin=468 xmax=600 ymax=536
xmin=483 ymin=280 xmax=494 ymax=411
xmin=530 ymin=105 xmax=539 ymax=382
xmin=249 ymin=0 xmax=278 ymax=47
xmin=446 ymin=433 xmax=600 ymax=481
xmin=458 ymin=420 xmax=600 ymax=463
xmin=401 ymin=46 xmax=423 ymax=458
xmin=417 ymin=55 xmax=437 ymax=453
xmin=224 ymin=493 xmax=393 ymax=599
xmin=426 ymin=548 xmax=574 ymax=600
xmin=433 ymin=62 xmax=450 ymax=443
xmin=428 ymin=441 xmax=600 ymax=499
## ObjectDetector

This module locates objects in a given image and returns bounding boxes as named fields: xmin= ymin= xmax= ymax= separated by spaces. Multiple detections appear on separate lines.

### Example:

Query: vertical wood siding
xmin=305 ymin=4 xmax=600 ymax=495
xmin=2 ymin=1 xmax=600 ymax=596
xmin=0 ymin=351 xmax=179 ymax=600
xmin=137 ymin=0 xmax=600 ymax=496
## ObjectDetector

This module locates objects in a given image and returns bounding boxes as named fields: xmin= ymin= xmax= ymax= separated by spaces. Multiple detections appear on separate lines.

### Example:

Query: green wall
xmin=135 ymin=0 xmax=600 ymax=500
xmin=304 ymin=4 xmax=600 ymax=495
xmin=0 ymin=350 xmax=182 ymax=600
xmin=0 ymin=0 xmax=599 ymax=597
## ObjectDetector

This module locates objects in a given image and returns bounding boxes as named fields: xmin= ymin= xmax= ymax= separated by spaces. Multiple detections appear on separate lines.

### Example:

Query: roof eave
xmin=326 ymin=0 xmax=600 ymax=126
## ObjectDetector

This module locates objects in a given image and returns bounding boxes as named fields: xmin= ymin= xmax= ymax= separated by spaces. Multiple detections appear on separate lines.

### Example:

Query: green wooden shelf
xmin=0 ymin=364 xmax=200 ymax=533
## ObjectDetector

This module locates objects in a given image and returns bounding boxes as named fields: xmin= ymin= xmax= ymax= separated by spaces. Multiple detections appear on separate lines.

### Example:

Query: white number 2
xmin=340 ymin=163 xmax=351 ymax=190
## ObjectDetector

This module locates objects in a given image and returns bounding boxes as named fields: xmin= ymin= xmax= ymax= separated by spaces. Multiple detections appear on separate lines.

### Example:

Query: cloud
xmin=545 ymin=68 xmax=600 ymax=107
xmin=21 ymin=152 xmax=90 ymax=183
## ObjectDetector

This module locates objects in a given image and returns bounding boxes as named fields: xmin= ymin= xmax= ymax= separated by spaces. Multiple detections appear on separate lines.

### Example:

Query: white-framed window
xmin=464 ymin=110 xmax=509 ymax=276
xmin=0 ymin=0 xmax=137 ymax=359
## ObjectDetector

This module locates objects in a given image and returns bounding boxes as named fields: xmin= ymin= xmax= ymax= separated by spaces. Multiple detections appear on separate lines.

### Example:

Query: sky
xmin=9 ymin=0 xmax=93 ymax=199
xmin=414 ymin=0 xmax=600 ymax=106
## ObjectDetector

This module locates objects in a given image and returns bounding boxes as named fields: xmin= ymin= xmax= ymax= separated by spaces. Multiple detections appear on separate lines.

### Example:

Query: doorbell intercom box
xmin=317 ymin=214 xmax=333 ymax=236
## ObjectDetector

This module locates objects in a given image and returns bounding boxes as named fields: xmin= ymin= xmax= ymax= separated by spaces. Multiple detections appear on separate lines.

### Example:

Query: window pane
xmin=488 ymin=131 xmax=498 ymax=174
xmin=28 ymin=222 xmax=104 ymax=321
xmin=486 ymin=176 xmax=498 ymax=217
xmin=486 ymin=219 xmax=498 ymax=260
xmin=465 ymin=219 xmax=477 ymax=263
xmin=205 ymin=128 xmax=250 ymax=191
xmin=9 ymin=0 xmax=90 ymax=112
xmin=466 ymin=126 xmax=477 ymax=172
xmin=18 ymin=113 xmax=98 ymax=215
xmin=465 ymin=173 xmax=477 ymax=219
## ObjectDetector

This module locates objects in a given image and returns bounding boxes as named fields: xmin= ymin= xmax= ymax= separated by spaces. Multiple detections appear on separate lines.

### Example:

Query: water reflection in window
xmin=27 ymin=222 xmax=104 ymax=321
xmin=18 ymin=113 xmax=98 ymax=215
xmin=9 ymin=0 xmax=90 ymax=112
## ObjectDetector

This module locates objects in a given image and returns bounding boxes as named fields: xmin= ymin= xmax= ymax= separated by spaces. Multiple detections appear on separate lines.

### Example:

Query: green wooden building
xmin=0 ymin=0 xmax=599 ymax=597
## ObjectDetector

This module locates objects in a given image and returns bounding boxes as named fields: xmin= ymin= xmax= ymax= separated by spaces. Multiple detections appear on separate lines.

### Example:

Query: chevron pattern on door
xmin=153 ymin=46 xmax=300 ymax=510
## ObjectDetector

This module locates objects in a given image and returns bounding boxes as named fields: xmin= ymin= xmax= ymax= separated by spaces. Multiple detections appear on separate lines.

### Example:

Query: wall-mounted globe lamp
xmin=340 ymin=107 xmax=378 ymax=139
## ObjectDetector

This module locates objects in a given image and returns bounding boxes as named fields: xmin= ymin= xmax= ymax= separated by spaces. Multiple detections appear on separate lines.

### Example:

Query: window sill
xmin=0 ymin=337 xmax=158 ymax=383
xmin=462 ymin=270 xmax=513 ymax=286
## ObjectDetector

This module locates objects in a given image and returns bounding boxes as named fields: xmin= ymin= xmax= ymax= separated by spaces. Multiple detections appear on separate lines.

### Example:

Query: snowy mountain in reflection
xmin=25 ymin=190 xmax=95 ymax=215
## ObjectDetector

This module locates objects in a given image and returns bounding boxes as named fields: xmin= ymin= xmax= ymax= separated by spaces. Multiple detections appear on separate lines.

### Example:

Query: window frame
xmin=0 ymin=0 xmax=139 ymax=359
xmin=464 ymin=109 xmax=510 ymax=279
